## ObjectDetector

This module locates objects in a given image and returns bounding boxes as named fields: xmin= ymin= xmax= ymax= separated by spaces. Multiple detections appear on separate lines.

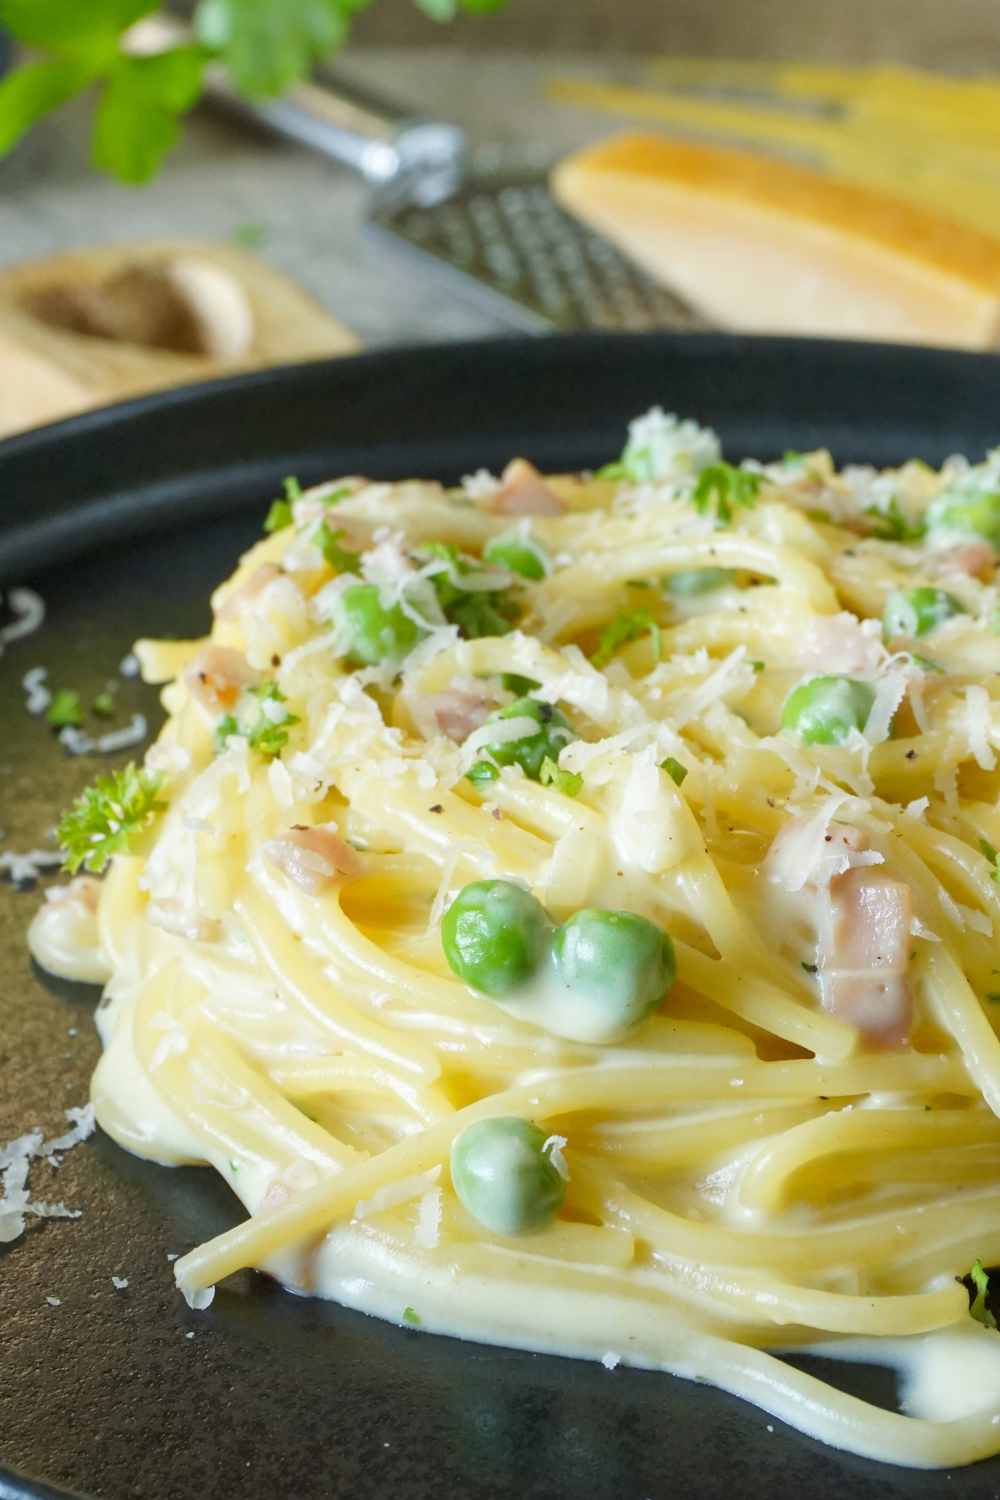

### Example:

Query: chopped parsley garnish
xmin=264 ymin=476 xmax=303 ymax=534
xmin=501 ymin=673 xmax=540 ymax=696
xmin=692 ymin=463 xmax=761 ymax=526
xmin=57 ymin=763 xmax=165 ymax=875
xmin=659 ymin=756 xmax=688 ymax=787
xmin=750 ymin=660 xmax=765 ymax=674
xmin=418 ymin=541 xmax=518 ymax=639
xmin=92 ymin=689 xmax=116 ymax=719
xmin=46 ymin=688 xmax=83 ymax=729
xmin=967 ymin=1259 xmax=997 ymax=1329
xmin=783 ymin=451 xmax=804 ymax=468
xmin=312 ymin=519 xmax=361 ymax=575
xmin=864 ymin=497 xmax=926 ymax=543
xmin=402 ymin=1306 xmax=421 ymax=1327
xmin=539 ymin=756 xmax=583 ymax=797
xmin=216 ymin=682 xmax=299 ymax=759
xmin=592 ymin=608 xmax=660 ymax=669
xmin=979 ymin=839 xmax=1000 ymax=883
xmin=804 ymin=507 xmax=833 ymax=524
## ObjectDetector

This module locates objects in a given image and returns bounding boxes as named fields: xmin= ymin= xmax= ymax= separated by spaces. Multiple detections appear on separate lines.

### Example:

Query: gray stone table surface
xmin=0 ymin=49 xmax=647 ymax=348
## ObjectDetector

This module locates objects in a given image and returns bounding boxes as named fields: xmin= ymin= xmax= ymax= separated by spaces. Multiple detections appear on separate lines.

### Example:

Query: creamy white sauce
xmin=27 ymin=885 xmax=111 ymax=985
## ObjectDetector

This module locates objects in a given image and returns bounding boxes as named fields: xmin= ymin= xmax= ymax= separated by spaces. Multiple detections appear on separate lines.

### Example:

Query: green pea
xmin=883 ymin=587 xmax=964 ymax=639
xmin=665 ymin=567 xmax=732 ymax=596
xmin=336 ymin=583 xmax=426 ymax=667
xmin=442 ymin=879 xmax=552 ymax=997
xmin=551 ymin=909 xmax=676 ymax=1040
xmin=484 ymin=533 xmax=549 ymax=581
xmin=780 ymin=675 xmax=876 ymax=745
xmin=926 ymin=486 xmax=1000 ymax=549
xmin=468 ymin=697 xmax=573 ymax=784
xmin=450 ymin=1117 xmax=565 ymax=1235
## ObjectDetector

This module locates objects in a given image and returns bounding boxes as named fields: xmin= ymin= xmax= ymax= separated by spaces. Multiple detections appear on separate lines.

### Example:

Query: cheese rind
xmin=551 ymin=134 xmax=1000 ymax=348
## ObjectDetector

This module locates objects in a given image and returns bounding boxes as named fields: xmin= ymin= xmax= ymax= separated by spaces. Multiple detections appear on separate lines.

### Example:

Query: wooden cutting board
xmin=0 ymin=241 xmax=360 ymax=439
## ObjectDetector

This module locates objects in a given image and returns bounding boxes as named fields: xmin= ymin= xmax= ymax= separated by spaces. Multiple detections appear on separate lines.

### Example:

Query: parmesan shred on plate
xmin=0 ymin=1103 xmax=95 ymax=1245
xmin=0 ymin=846 xmax=64 ymax=885
xmin=0 ymin=588 xmax=46 ymax=652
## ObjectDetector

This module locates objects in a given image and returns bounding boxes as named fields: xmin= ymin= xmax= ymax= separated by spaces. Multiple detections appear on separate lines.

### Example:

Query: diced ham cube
xmin=492 ymin=459 xmax=566 ymax=517
xmin=429 ymin=689 xmax=494 ymax=742
xmin=185 ymin=645 xmax=259 ymax=712
xmin=818 ymin=866 xmax=913 ymax=1047
xmin=263 ymin=825 xmax=363 ymax=895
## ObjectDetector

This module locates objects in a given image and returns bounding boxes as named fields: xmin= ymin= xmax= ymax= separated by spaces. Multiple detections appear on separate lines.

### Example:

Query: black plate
xmin=4 ymin=333 xmax=1000 ymax=1500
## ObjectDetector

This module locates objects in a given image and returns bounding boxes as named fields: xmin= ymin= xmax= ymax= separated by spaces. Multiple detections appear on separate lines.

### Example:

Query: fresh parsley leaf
xmin=0 ymin=0 xmax=157 ymax=48
xmin=659 ymin=756 xmax=688 ymax=787
xmin=418 ymin=541 xmax=518 ymax=640
xmin=0 ymin=57 xmax=95 ymax=153
xmin=967 ymin=1259 xmax=997 ymax=1329
xmin=0 ymin=0 xmax=504 ymax=181
xmin=750 ymin=660 xmax=765 ymax=674
xmin=864 ymin=497 xmax=926 ymax=543
xmin=539 ymin=756 xmax=583 ymax=798
xmin=47 ymin=688 xmax=83 ymax=728
xmin=313 ymin=519 xmax=361 ymax=574
xmin=592 ymin=608 xmax=659 ymax=669
xmin=195 ymin=0 xmax=348 ymax=97
xmin=596 ymin=461 xmax=627 ymax=481
xmin=402 ymin=1305 xmax=421 ymax=1327
xmin=691 ymin=463 xmax=761 ymax=526
xmin=57 ymin=762 xmax=165 ymax=874
xmin=979 ymin=838 xmax=1000 ymax=883
xmin=92 ymin=46 xmax=207 ymax=183
xmin=264 ymin=477 xmax=302 ymax=533
xmin=92 ymin=689 xmax=117 ymax=718
xmin=216 ymin=681 xmax=300 ymax=759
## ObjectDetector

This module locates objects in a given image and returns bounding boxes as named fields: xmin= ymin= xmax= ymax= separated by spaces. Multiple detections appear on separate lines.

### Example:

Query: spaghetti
xmin=30 ymin=411 xmax=1000 ymax=1467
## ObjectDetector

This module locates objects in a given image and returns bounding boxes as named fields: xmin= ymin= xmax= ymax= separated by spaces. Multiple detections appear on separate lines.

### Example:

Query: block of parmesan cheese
xmin=551 ymin=134 xmax=1000 ymax=348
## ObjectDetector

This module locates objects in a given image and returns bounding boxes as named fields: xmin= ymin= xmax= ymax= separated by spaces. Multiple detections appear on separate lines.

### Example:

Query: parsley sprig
xmin=0 ymin=1 xmax=504 ymax=183
xmin=216 ymin=682 xmax=299 ymax=758
xmin=592 ymin=608 xmax=661 ymax=669
xmin=691 ymin=463 xmax=761 ymax=526
xmin=57 ymin=762 xmax=165 ymax=874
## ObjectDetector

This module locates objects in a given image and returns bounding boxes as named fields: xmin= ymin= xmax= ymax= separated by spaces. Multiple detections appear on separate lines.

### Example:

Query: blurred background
xmin=3 ymin=0 xmax=1000 ymax=438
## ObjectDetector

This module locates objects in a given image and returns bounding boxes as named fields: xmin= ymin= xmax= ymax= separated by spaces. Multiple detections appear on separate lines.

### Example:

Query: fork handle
xmin=127 ymin=15 xmax=466 ymax=184
xmin=213 ymin=74 xmax=467 ymax=184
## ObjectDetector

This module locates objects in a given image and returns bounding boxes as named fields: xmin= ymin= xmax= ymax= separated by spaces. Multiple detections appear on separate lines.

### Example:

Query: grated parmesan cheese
xmin=22 ymin=666 xmax=51 ymax=715
xmin=0 ymin=847 xmax=63 ymax=885
xmin=461 ymin=468 xmax=501 ymax=499
xmin=963 ymin=685 xmax=997 ymax=772
xmin=542 ymin=1135 xmax=570 ymax=1181
xmin=59 ymin=713 xmax=148 ymax=757
xmin=413 ymin=1187 xmax=443 ymax=1249
xmin=601 ymin=1351 xmax=621 ymax=1370
xmin=354 ymin=1166 xmax=441 ymax=1222
xmin=0 ymin=587 xmax=45 ymax=649
xmin=111 ymin=1275 xmax=129 ymax=1290
xmin=0 ymin=1104 xmax=94 ymax=1245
